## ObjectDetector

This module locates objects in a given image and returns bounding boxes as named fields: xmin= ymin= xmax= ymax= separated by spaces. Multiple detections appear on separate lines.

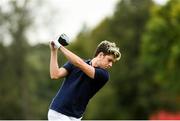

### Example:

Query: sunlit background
xmin=1 ymin=0 xmax=167 ymax=45
xmin=0 ymin=0 xmax=180 ymax=120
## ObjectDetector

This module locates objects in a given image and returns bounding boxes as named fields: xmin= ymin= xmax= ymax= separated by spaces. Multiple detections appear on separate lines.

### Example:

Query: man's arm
xmin=59 ymin=46 xmax=95 ymax=79
xmin=50 ymin=43 xmax=69 ymax=79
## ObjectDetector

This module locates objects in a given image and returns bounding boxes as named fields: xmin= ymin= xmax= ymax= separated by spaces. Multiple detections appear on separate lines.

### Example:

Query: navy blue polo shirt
xmin=49 ymin=60 xmax=109 ymax=118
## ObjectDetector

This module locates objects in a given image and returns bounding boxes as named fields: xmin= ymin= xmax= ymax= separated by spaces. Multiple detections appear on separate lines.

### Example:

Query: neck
xmin=91 ymin=57 xmax=99 ymax=67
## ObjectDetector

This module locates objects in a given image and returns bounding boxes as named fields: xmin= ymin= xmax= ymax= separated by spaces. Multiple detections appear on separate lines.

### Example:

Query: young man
xmin=48 ymin=38 xmax=121 ymax=121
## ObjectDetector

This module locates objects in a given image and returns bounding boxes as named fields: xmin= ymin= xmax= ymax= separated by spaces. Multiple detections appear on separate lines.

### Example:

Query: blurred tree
xmin=140 ymin=0 xmax=180 ymax=113
xmin=0 ymin=0 xmax=61 ymax=118
xmin=70 ymin=24 xmax=92 ymax=59
xmin=0 ymin=0 xmax=32 ymax=119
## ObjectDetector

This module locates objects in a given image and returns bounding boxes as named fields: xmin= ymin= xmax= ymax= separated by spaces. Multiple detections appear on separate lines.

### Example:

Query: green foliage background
xmin=0 ymin=0 xmax=179 ymax=119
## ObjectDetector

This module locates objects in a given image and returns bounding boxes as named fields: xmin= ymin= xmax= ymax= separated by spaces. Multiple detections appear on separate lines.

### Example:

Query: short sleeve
xmin=62 ymin=61 xmax=74 ymax=73
xmin=94 ymin=68 xmax=109 ymax=82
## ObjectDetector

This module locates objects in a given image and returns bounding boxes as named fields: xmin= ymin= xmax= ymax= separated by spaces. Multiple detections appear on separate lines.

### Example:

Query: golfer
xmin=48 ymin=38 xmax=121 ymax=121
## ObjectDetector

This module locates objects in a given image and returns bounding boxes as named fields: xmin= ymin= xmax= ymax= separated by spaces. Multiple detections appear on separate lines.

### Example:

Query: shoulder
xmin=94 ymin=68 xmax=109 ymax=82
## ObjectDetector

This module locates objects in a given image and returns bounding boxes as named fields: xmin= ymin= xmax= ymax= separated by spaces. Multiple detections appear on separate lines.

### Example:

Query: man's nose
xmin=109 ymin=62 xmax=112 ymax=67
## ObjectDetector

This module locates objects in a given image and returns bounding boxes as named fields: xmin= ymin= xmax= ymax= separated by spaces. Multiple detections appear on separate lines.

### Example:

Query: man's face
xmin=98 ymin=54 xmax=116 ymax=69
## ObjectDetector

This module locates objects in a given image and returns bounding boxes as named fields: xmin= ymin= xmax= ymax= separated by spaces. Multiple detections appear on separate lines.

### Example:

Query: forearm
xmin=59 ymin=46 xmax=84 ymax=68
xmin=50 ymin=50 xmax=59 ymax=79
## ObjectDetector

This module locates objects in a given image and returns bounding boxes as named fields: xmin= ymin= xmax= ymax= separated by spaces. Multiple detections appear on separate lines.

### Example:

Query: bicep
xmin=57 ymin=67 xmax=69 ymax=78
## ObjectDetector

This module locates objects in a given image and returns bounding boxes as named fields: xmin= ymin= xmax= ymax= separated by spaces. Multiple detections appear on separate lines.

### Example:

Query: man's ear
xmin=98 ymin=52 xmax=104 ymax=58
